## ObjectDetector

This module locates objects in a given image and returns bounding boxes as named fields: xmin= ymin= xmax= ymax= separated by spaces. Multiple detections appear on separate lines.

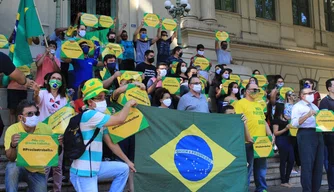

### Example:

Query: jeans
xmin=45 ymin=149 xmax=64 ymax=192
xmin=276 ymin=136 xmax=294 ymax=184
xmin=5 ymin=162 xmax=47 ymax=192
xmin=246 ymin=143 xmax=267 ymax=192
xmin=297 ymin=128 xmax=324 ymax=192
xmin=70 ymin=161 xmax=129 ymax=192
xmin=324 ymin=145 xmax=334 ymax=190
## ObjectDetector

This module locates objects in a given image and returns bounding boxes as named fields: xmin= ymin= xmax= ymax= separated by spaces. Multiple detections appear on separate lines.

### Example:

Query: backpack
xmin=64 ymin=111 xmax=100 ymax=160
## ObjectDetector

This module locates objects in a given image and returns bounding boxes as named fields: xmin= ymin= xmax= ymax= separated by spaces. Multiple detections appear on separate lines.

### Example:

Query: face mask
xmin=221 ymin=44 xmax=228 ymax=50
xmin=305 ymin=94 xmax=314 ymax=103
xmin=232 ymin=88 xmax=239 ymax=94
xmin=50 ymin=49 xmax=56 ymax=54
xmin=181 ymin=67 xmax=187 ymax=73
xmin=162 ymin=98 xmax=172 ymax=107
xmin=197 ymin=50 xmax=204 ymax=56
xmin=82 ymin=46 xmax=90 ymax=55
xmin=162 ymin=36 xmax=168 ymax=41
xmin=94 ymin=100 xmax=107 ymax=113
xmin=179 ymin=52 xmax=183 ymax=58
xmin=277 ymin=82 xmax=284 ymax=88
xmin=148 ymin=58 xmax=155 ymax=64
xmin=223 ymin=73 xmax=229 ymax=79
xmin=79 ymin=30 xmax=86 ymax=37
xmin=192 ymin=84 xmax=202 ymax=93
xmin=23 ymin=115 xmax=39 ymax=127
xmin=107 ymin=62 xmax=117 ymax=73
xmin=216 ymin=69 xmax=222 ymax=75
xmin=159 ymin=69 xmax=167 ymax=77
xmin=250 ymin=80 xmax=256 ymax=84
xmin=140 ymin=33 xmax=147 ymax=39
xmin=108 ymin=38 xmax=116 ymax=43
xmin=49 ymin=79 xmax=62 ymax=89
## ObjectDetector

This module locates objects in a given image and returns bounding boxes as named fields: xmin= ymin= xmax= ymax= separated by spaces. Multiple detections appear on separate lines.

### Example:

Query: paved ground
xmin=249 ymin=185 xmax=329 ymax=192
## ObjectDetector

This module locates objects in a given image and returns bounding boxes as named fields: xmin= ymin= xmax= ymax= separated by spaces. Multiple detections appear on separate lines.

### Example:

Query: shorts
xmin=7 ymin=89 xmax=27 ymax=110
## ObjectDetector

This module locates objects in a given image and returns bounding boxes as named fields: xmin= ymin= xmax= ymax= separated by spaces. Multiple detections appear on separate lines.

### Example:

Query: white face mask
xmin=277 ymin=82 xmax=284 ymax=88
xmin=216 ymin=69 xmax=221 ymax=75
xmin=94 ymin=100 xmax=107 ymax=113
xmin=79 ymin=30 xmax=86 ymax=37
xmin=305 ymin=94 xmax=314 ymax=103
xmin=232 ymin=88 xmax=239 ymax=94
xmin=223 ymin=73 xmax=229 ymax=79
xmin=197 ymin=50 xmax=204 ymax=56
xmin=23 ymin=115 xmax=39 ymax=127
xmin=50 ymin=49 xmax=56 ymax=54
xmin=192 ymin=84 xmax=202 ymax=93
xmin=181 ymin=67 xmax=187 ymax=73
xmin=159 ymin=69 xmax=167 ymax=77
xmin=162 ymin=98 xmax=172 ymax=107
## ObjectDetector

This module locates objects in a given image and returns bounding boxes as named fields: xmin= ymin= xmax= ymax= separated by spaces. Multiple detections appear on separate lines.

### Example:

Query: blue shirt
xmin=177 ymin=92 xmax=209 ymax=113
xmin=120 ymin=40 xmax=135 ymax=60
xmin=134 ymin=39 xmax=152 ymax=64
xmin=71 ymin=58 xmax=98 ymax=89
xmin=156 ymin=38 xmax=172 ymax=63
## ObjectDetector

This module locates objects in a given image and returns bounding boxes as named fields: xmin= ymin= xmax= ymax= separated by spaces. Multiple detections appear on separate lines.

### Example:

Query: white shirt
xmin=291 ymin=100 xmax=319 ymax=128
xmin=216 ymin=49 xmax=232 ymax=65
xmin=38 ymin=90 xmax=68 ymax=122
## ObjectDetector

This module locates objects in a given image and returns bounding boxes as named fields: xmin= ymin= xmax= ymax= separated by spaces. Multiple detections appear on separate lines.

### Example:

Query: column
xmin=200 ymin=0 xmax=216 ymax=24
xmin=186 ymin=0 xmax=200 ymax=20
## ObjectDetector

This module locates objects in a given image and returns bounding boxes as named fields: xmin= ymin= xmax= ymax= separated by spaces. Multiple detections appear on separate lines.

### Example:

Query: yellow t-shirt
xmin=4 ymin=122 xmax=53 ymax=174
xmin=234 ymin=98 xmax=266 ymax=137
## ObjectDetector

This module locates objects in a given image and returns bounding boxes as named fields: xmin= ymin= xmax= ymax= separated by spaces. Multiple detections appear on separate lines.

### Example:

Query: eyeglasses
xmin=190 ymin=82 xmax=202 ymax=85
xmin=247 ymin=88 xmax=260 ymax=93
xmin=162 ymin=35 xmax=168 ymax=37
xmin=93 ymin=96 xmax=106 ymax=101
xmin=303 ymin=92 xmax=314 ymax=95
xmin=23 ymin=111 xmax=40 ymax=117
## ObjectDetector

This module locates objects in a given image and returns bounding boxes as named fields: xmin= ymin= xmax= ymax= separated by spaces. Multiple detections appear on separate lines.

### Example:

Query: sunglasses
xmin=190 ymin=82 xmax=202 ymax=85
xmin=93 ymin=96 xmax=106 ymax=101
xmin=23 ymin=111 xmax=40 ymax=117
xmin=248 ymin=88 xmax=260 ymax=93
xmin=303 ymin=92 xmax=314 ymax=95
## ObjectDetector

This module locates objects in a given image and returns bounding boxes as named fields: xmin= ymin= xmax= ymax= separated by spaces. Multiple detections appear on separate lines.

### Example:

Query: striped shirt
xmin=70 ymin=110 xmax=110 ymax=177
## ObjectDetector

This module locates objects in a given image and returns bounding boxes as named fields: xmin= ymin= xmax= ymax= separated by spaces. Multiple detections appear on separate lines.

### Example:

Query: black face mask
xmin=221 ymin=44 xmax=228 ymax=50
xmin=107 ymin=62 xmax=117 ymax=73
xmin=108 ymin=38 xmax=116 ymax=43
xmin=148 ymin=58 xmax=155 ymax=64
xmin=179 ymin=52 xmax=183 ymax=58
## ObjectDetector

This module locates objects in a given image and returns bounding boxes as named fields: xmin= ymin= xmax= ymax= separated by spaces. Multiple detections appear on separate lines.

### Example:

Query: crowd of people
xmin=0 ymin=12 xmax=334 ymax=192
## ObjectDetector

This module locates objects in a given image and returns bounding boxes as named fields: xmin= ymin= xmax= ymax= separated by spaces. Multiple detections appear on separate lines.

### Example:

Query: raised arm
xmin=104 ymin=100 xmax=137 ymax=127
xmin=117 ymin=23 xmax=127 ymax=43
xmin=74 ymin=12 xmax=82 ymax=26
xmin=55 ymin=27 xmax=68 ymax=36
xmin=171 ymin=31 xmax=177 ymax=42
xmin=133 ymin=19 xmax=144 ymax=42
xmin=151 ymin=20 xmax=162 ymax=45
xmin=215 ymin=40 xmax=220 ymax=50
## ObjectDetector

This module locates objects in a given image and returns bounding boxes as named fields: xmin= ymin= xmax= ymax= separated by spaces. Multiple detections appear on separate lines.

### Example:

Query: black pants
xmin=276 ymin=136 xmax=294 ymax=184
xmin=297 ymin=128 xmax=324 ymax=192
xmin=290 ymin=136 xmax=301 ymax=166
xmin=60 ymin=62 xmax=69 ymax=85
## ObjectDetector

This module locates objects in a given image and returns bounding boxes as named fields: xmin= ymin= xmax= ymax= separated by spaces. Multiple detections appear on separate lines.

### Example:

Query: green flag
xmin=24 ymin=0 xmax=44 ymax=38
xmin=134 ymin=106 xmax=248 ymax=192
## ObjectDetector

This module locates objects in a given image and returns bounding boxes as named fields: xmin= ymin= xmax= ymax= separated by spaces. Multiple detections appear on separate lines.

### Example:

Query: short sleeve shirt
xmin=120 ymin=40 xmax=135 ymax=60
xmin=156 ymin=38 xmax=172 ymax=63
xmin=0 ymin=52 xmax=16 ymax=76
xmin=177 ymin=92 xmax=209 ymax=113
xmin=35 ymin=53 xmax=61 ymax=86
xmin=71 ymin=58 xmax=98 ymax=89
xmin=135 ymin=39 xmax=152 ymax=63
xmin=216 ymin=49 xmax=232 ymax=65
xmin=37 ymin=90 xmax=68 ymax=121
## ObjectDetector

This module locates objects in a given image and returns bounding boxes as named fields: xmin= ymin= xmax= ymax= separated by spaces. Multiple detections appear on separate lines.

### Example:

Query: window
xmin=292 ymin=0 xmax=310 ymax=27
xmin=96 ymin=0 xmax=111 ymax=16
xmin=324 ymin=0 xmax=334 ymax=32
xmin=70 ymin=0 xmax=87 ymax=25
xmin=215 ymin=0 xmax=236 ymax=12
xmin=255 ymin=0 xmax=276 ymax=20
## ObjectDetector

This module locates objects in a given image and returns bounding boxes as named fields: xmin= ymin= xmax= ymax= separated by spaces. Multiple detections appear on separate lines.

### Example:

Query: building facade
xmin=0 ymin=0 xmax=334 ymax=94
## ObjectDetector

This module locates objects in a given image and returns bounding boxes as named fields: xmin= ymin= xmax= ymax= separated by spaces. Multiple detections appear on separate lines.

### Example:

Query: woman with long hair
xmin=157 ymin=88 xmax=172 ymax=109
xmin=173 ymin=61 xmax=188 ymax=80
xmin=224 ymin=82 xmax=240 ymax=105
xmin=272 ymin=104 xmax=295 ymax=188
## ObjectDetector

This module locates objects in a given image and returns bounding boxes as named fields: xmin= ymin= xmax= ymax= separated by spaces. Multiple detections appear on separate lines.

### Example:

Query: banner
xmin=193 ymin=57 xmax=210 ymax=71
xmin=17 ymin=133 xmax=59 ymax=167
xmin=143 ymin=13 xmax=160 ymax=28
xmin=99 ymin=15 xmax=114 ymax=29
xmin=0 ymin=34 xmax=9 ymax=49
xmin=117 ymin=84 xmax=151 ymax=106
xmin=316 ymin=110 xmax=334 ymax=132
xmin=43 ymin=104 xmax=75 ymax=134
xmin=162 ymin=77 xmax=181 ymax=95
xmin=215 ymin=30 xmax=230 ymax=42
xmin=252 ymin=75 xmax=268 ymax=88
xmin=253 ymin=136 xmax=274 ymax=159
xmin=134 ymin=105 xmax=247 ymax=192
xmin=162 ymin=18 xmax=177 ymax=31
xmin=107 ymin=107 xmax=149 ymax=143
xmin=117 ymin=70 xmax=143 ymax=84
xmin=220 ymin=79 xmax=236 ymax=95
xmin=230 ymin=74 xmax=241 ymax=86
xmin=103 ymin=43 xmax=124 ymax=59
xmin=80 ymin=13 xmax=99 ymax=28
xmin=61 ymin=40 xmax=84 ymax=59
xmin=279 ymin=87 xmax=294 ymax=101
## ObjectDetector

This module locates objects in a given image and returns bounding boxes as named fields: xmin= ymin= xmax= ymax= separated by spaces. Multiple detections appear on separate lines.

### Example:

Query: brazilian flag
xmin=134 ymin=106 xmax=248 ymax=192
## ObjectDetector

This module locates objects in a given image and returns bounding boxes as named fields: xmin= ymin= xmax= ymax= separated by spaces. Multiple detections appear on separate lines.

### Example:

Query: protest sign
xmin=279 ymin=87 xmax=294 ymax=100
xmin=253 ymin=136 xmax=274 ymax=158
xmin=143 ymin=13 xmax=160 ymax=28
xmin=162 ymin=18 xmax=177 ymax=31
xmin=316 ymin=110 xmax=334 ymax=132
xmin=61 ymin=41 xmax=84 ymax=59
xmin=220 ymin=79 xmax=236 ymax=95
xmin=215 ymin=30 xmax=230 ymax=42
xmin=99 ymin=15 xmax=114 ymax=28
xmin=80 ymin=13 xmax=99 ymax=28
xmin=43 ymin=104 xmax=75 ymax=134
xmin=117 ymin=84 xmax=151 ymax=106
xmin=162 ymin=77 xmax=181 ymax=95
xmin=193 ymin=57 xmax=210 ymax=71
xmin=103 ymin=43 xmax=123 ymax=59
xmin=252 ymin=75 xmax=268 ymax=88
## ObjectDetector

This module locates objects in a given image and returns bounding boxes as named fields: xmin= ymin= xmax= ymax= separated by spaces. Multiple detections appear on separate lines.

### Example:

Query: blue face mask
xmin=140 ymin=33 xmax=147 ymax=39
xmin=107 ymin=62 xmax=117 ymax=73
xmin=82 ymin=46 xmax=90 ymax=55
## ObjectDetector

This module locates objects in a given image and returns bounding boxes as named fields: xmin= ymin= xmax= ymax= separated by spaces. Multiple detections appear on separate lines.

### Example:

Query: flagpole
xmin=32 ymin=0 xmax=48 ymax=47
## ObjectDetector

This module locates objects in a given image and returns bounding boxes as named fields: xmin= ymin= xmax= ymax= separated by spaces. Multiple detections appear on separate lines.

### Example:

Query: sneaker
xmin=291 ymin=169 xmax=298 ymax=174
xmin=281 ymin=183 xmax=291 ymax=188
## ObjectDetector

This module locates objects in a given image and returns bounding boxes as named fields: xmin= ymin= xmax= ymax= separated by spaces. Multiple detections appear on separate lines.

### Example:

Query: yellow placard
xmin=170 ymin=61 xmax=179 ymax=74
xmin=289 ymin=127 xmax=298 ymax=137
xmin=76 ymin=38 xmax=95 ymax=55
xmin=230 ymin=74 xmax=241 ymax=85
xmin=193 ymin=57 xmax=210 ymax=71
xmin=220 ymin=79 xmax=236 ymax=95
xmin=117 ymin=71 xmax=143 ymax=84
xmin=17 ymin=133 xmax=59 ymax=167
xmin=117 ymin=84 xmax=151 ymax=106
xmin=253 ymin=136 xmax=274 ymax=158
xmin=279 ymin=87 xmax=294 ymax=100
xmin=252 ymin=75 xmax=268 ymax=88
xmin=66 ymin=26 xmax=77 ymax=37
xmin=215 ymin=31 xmax=230 ymax=42
xmin=104 ymin=43 xmax=123 ymax=59
xmin=241 ymin=79 xmax=249 ymax=89
xmin=162 ymin=77 xmax=181 ymax=95
xmin=316 ymin=110 xmax=334 ymax=132
xmin=143 ymin=13 xmax=160 ymax=28
xmin=80 ymin=13 xmax=99 ymax=28
xmin=42 ymin=105 xmax=75 ymax=134
xmin=61 ymin=41 xmax=84 ymax=59
xmin=0 ymin=34 xmax=9 ymax=49
xmin=17 ymin=65 xmax=31 ymax=76
xmin=99 ymin=15 xmax=114 ymax=28
xmin=162 ymin=18 xmax=177 ymax=31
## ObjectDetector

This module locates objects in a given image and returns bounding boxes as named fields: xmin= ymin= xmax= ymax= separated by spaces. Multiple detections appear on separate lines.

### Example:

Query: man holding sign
xmin=4 ymin=100 xmax=63 ymax=192
xmin=291 ymin=87 xmax=323 ymax=192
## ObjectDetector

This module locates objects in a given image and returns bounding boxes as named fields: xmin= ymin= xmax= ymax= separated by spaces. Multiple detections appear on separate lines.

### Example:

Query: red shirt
xmin=313 ymin=91 xmax=321 ymax=106
xmin=74 ymin=98 xmax=85 ymax=113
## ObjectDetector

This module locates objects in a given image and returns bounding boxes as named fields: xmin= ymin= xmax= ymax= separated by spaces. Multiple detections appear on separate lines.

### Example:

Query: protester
xmin=180 ymin=66 xmax=198 ymax=96
xmin=177 ymin=76 xmax=209 ymax=113
xmin=208 ymin=65 xmax=225 ymax=113
xmin=117 ymin=24 xmax=135 ymax=70
xmin=214 ymin=68 xmax=231 ymax=112
xmin=97 ymin=54 xmax=122 ymax=91
xmin=69 ymin=78 xmax=136 ymax=192
xmin=272 ymin=104 xmax=294 ymax=188
xmin=223 ymin=82 xmax=240 ymax=105
xmin=319 ymin=78 xmax=334 ymax=192
xmin=234 ymin=83 xmax=274 ymax=192
xmin=147 ymin=63 xmax=168 ymax=95
xmin=112 ymin=74 xmax=146 ymax=101
xmin=304 ymin=79 xmax=321 ymax=106
xmin=253 ymin=70 xmax=261 ymax=75
xmin=4 ymin=100 xmax=63 ymax=192
xmin=169 ymin=61 xmax=187 ymax=80
xmin=156 ymin=30 xmax=177 ymax=64
xmin=270 ymin=75 xmax=285 ymax=105
xmin=215 ymin=40 xmax=234 ymax=65
xmin=156 ymin=88 xmax=172 ymax=108
xmin=249 ymin=77 xmax=259 ymax=85
xmin=166 ymin=46 xmax=184 ymax=68
xmin=291 ymin=87 xmax=323 ymax=192
xmin=133 ymin=19 xmax=161 ymax=64
xmin=190 ymin=44 xmax=212 ymax=81
xmin=72 ymin=80 xmax=87 ymax=113
xmin=135 ymin=50 xmax=157 ymax=85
